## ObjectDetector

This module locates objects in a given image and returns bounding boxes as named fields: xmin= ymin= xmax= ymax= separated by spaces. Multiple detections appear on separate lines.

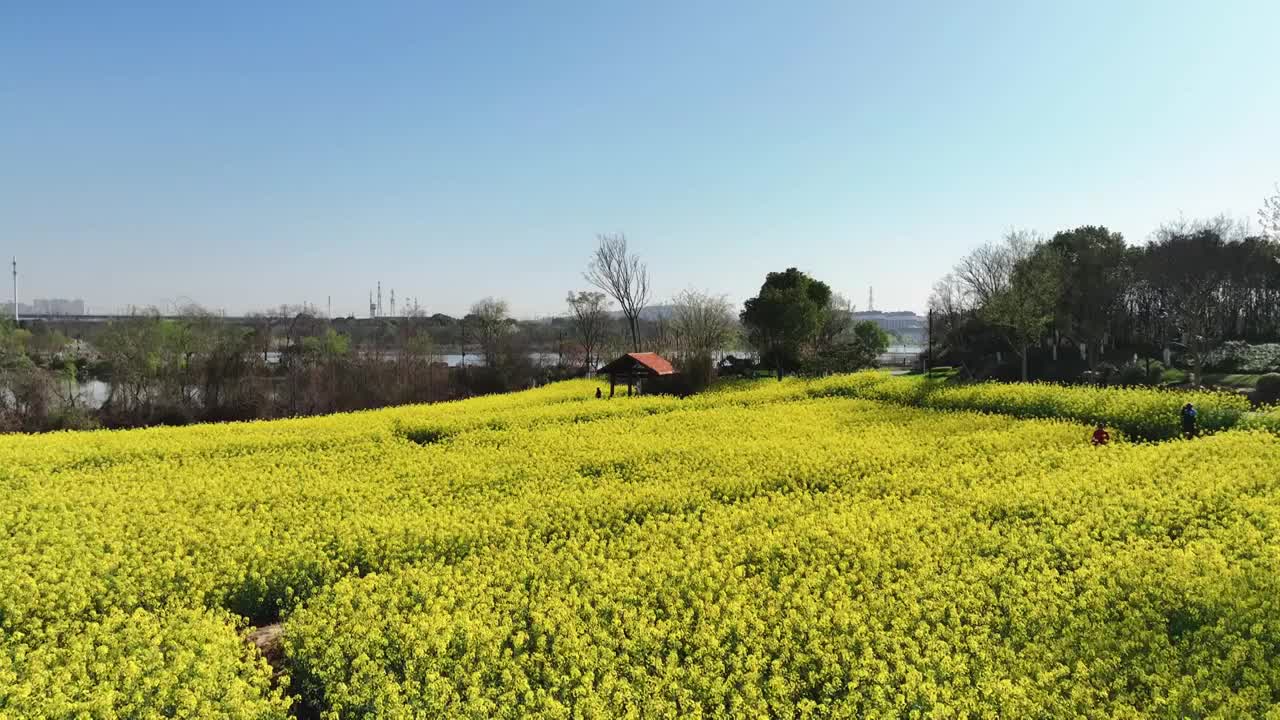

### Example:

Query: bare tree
xmin=584 ymin=233 xmax=651 ymax=351
xmin=670 ymin=290 xmax=736 ymax=361
xmin=1143 ymin=219 xmax=1245 ymax=386
xmin=246 ymin=311 xmax=283 ymax=365
xmin=953 ymin=231 xmax=1034 ymax=307
xmin=469 ymin=297 xmax=511 ymax=367
xmin=981 ymin=230 xmax=1059 ymax=381
xmin=566 ymin=291 xmax=610 ymax=371
xmin=1260 ymin=183 xmax=1280 ymax=239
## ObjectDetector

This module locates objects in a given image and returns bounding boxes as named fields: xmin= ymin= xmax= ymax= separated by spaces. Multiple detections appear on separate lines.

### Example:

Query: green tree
xmin=301 ymin=328 xmax=350 ymax=361
xmin=1043 ymin=225 xmax=1128 ymax=368
xmin=0 ymin=321 xmax=33 ymax=371
xmin=984 ymin=232 xmax=1061 ymax=381
xmin=851 ymin=320 xmax=891 ymax=356
xmin=740 ymin=268 xmax=832 ymax=380
xmin=1139 ymin=228 xmax=1233 ymax=386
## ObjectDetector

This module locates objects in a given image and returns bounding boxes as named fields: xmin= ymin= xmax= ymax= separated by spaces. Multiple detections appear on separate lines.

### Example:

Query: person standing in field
xmin=1181 ymin=402 xmax=1197 ymax=439
xmin=1091 ymin=423 xmax=1110 ymax=446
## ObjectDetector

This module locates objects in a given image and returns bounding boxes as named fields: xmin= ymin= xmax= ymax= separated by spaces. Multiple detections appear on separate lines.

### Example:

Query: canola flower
xmin=1 ymin=374 xmax=1279 ymax=717
xmin=800 ymin=372 xmax=1256 ymax=440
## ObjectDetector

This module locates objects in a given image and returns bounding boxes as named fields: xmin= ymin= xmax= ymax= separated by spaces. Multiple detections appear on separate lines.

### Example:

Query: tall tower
xmin=377 ymin=282 xmax=383 ymax=318
xmin=369 ymin=290 xmax=376 ymax=319
xmin=867 ymin=286 xmax=874 ymax=313
xmin=10 ymin=257 xmax=16 ymax=322
xmin=390 ymin=289 xmax=396 ymax=318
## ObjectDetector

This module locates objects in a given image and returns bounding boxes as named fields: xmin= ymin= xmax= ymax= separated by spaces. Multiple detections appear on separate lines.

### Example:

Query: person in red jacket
xmin=1092 ymin=423 xmax=1110 ymax=446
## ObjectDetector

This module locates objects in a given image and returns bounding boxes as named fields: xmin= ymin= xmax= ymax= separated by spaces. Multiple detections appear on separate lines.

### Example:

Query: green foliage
xmin=1043 ymin=225 xmax=1128 ymax=360
xmin=740 ymin=268 xmax=832 ymax=378
xmin=851 ymin=320 xmax=890 ymax=355
xmin=1144 ymin=359 xmax=1166 ymax=385
xmin=0 ymin=322 xmax=33 ymax=371
xmin=1115 ymin=363 xmax=1149 ymax=386
xmin=805 ymin=321 xmax=890 ymax=375
xmin=301 ymin=328 xmax=351 ymax=359
xmin=985 ymin=235 xmax=1061 ymax=379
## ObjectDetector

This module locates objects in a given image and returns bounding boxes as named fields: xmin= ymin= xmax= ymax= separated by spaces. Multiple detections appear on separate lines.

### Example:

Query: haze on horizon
xmin=2 ymin=1 xmax=1277 ymax=319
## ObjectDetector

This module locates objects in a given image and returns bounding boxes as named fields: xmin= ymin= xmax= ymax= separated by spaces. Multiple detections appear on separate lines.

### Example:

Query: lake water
xmin=69 ymin=347 xmax=926 ymax=409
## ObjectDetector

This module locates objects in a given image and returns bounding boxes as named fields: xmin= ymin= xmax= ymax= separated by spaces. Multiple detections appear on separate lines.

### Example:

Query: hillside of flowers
xmin=2 ymin=374 xmax=1279 ymax=717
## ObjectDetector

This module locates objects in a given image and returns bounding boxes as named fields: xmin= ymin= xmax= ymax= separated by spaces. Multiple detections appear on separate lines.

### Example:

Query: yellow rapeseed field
xmin=2 ymin=373 xmax=1279 ymax=718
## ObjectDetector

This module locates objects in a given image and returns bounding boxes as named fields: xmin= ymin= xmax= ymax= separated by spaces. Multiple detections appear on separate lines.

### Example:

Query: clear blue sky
xmin=3 ymin=1 xmax=1277 ymax=317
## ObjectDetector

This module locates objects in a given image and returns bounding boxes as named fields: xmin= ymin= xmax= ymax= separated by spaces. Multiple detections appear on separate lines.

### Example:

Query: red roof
xmin=600 ymin=352 xmax=676 ymax=376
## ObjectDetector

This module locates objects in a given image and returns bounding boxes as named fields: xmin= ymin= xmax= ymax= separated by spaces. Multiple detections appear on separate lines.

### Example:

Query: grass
xmin=1201 ymin=373 xmax=1263 ymax=389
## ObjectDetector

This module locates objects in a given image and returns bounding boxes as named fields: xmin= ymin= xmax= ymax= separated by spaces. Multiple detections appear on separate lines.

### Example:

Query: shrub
xmin=1255 ymin=373 xmax=1280 ymax=405
xmin=1115 ymin=363 xmax=1149 ymax=387
xmin=1144 ymin=360 xmax=1166 ymax=385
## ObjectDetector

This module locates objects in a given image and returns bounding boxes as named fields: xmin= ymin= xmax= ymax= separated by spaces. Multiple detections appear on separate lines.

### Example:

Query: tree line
xmin=930 ymin=214 xmax=1280 ymax=385
xmin=563 ymin=234 xmax=890 ymax=388
xmin=1 ymin=233 xmax=893 ymax=432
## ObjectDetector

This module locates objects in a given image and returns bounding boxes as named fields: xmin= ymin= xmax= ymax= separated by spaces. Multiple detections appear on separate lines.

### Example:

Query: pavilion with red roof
xmin=597 ymin=352 xmax=677 ymax=397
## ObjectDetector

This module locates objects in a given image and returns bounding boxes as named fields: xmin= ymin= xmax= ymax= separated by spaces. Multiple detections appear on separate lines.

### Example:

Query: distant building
xmin=2 ymin=298 xmax=87 ymax=317
xmin=33 ymin=298 xmax=86 ymax=316
xmin=853 ymin=310 xmax=925 ymax=343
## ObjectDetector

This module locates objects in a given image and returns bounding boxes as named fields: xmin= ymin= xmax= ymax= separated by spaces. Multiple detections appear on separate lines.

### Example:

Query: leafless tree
xmin=469 ymin=297 xmax=511 ymax=367
xmin=670 ymin=290 xmax=737 ymax=360
xmin=1259 ymin=183 xmax=1280 ymax=239
xmin=929 ymin=273 xmax=972 ymax=320
xmin=981 ymin=230 xmax=1058 ymax=381
xmin=1145 ymin=217 xmax=1248 ymax=386
xmin=953 ymin=230 xmax=1036 ymax=307
xmin=566 ymin=291 xmax=610 ymax=370
xmin=246 ymin=311 xmax=283 ymax=365
xmin=585 ymin=233 xmax=651 ymax=351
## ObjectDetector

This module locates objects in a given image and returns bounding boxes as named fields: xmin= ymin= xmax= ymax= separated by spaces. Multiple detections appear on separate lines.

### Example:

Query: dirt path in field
xmin=247 ymin=622 xmax=286 ymax=675
xmin=246 ymin=622 xmax=323 ymax=718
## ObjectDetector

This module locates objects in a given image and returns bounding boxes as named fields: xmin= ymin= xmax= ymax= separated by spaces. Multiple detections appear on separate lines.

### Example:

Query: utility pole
xmin=11 ymin=257 xmax=17 ymax=322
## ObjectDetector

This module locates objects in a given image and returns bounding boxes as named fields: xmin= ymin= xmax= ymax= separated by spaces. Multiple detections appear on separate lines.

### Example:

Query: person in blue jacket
xmin=1180 ymin=402 xmax=1197 ymax=439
